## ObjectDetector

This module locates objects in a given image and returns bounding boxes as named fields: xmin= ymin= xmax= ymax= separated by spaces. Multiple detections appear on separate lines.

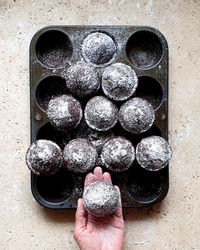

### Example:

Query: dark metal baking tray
xmin=29 ymin=25 xmax=169 ymax=209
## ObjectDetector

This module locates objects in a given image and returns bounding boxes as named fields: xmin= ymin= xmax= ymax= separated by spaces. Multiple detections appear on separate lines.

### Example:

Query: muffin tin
xmin=29 ymin=25 xmax=169 ymax=209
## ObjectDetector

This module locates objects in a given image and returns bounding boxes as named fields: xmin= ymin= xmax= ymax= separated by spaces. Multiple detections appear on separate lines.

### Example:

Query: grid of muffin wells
xmin=29 ymin=27 xmax=169 ymax=208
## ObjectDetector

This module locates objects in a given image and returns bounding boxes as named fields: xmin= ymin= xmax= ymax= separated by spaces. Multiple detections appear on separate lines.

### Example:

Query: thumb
xmin=74 ymin=198 xmax=87 ymax=233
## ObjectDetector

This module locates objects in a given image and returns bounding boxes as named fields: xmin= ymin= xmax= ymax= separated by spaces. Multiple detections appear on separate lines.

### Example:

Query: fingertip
xmin=94 ymin=166 xmax=102 ymax=175
xmin=84 ymin=172 xmax=94 ymax=189
xmin=75 ymin=198 xmax=87 ymax=230
xmin=93 ymin=166 xmax=103 ymax=181
xmin=103 ymin=172 xmax=112 ymax=182
xmin=114 ymin=185 xmax=122 ymax=203
xmin=77 ymin=198 xmax=83 ymax=207
xmin=115 ymin=185 xmax=120 ymax=192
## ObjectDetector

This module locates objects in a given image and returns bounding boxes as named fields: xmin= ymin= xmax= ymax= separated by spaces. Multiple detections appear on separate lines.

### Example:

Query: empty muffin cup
xmin=36 ymin=168 xmax=73 ymax=203
xmin=36 ymin=122 xmax=73 ymax=149
xmin=36 ymin=76 xmax=68 ymax=111
xmin=135 ymin=76 xmax=163 ymax=110
xmin=127 ymin=163 xmax=164 ymax=203
xmin=36 ymin=30 xmax=73 ymax=68
xmin=126 ymin=30 xmax=163 ymax=69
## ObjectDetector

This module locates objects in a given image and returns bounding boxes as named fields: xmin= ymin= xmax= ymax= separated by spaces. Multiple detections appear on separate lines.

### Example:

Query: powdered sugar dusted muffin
xmin=63 ymin=138 xmax=98 ymax=173
xmin=101 ymin=136 xmax=135 ymax=172
xmin=26 ymin=139 xmax=63 ymax=176
xmin=65 ymin=61 xmax=100 ymax=98
xmin=136 ymin=136 xmax=171 ymax=171
xmin=102 ymin=63 xmax=138 ymax=101
xmin=47 ymin=95 xmax=82 ymax=131
xmin=83 ymin=181 xmax=119 ymax=217
xmin=84 ymin=96 xmax=118 ymax=132
xmin=119 ymin=97 xmax=155 ymax=134
xmin=82 ymin=32 xmax=117 ymax=65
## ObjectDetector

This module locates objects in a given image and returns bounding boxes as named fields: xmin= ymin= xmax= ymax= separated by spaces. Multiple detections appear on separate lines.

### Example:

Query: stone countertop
xmin=0 ymin=0 xmax=199 ymax=249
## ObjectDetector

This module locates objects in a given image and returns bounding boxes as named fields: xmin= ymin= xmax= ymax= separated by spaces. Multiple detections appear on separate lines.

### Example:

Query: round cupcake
xmin=26 ymin=139 xmax=63 ymax=176
xmin=83 ymin=181 xmax=119 ymax=217
xmin=63 ymin=138 xmax=98 ymax=173
xmin=47 ymin=95 xmax=82 ymax=131
xmin=84 ymin=96 xmax=118 ymax=132
xmin=82 ymin=32 xmax=117 ymax=65
xmin=101 ymin=137 xmax=135 ymax=172
xmin=136 ymin=136 xmax=171 ymax=171
xmin=65 ymin=61 xmax=100 ymax=98
xmin=102 ymin=63 xmax=138 ymax=101
xmin=119 ymin=97 xmax=155 ymax=134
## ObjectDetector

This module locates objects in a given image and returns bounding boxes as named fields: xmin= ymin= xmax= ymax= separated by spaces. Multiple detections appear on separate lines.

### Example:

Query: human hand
xmin=74 ymin=167 xmax=124 ymax=250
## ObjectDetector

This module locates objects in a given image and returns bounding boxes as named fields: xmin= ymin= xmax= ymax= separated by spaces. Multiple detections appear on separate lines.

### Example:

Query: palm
xmin=74 ymin=167 xmax=124 ymax=250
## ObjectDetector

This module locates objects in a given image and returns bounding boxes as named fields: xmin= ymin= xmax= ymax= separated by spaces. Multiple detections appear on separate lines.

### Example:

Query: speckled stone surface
xmin=0 ymin=1 xmax=199 ymax=249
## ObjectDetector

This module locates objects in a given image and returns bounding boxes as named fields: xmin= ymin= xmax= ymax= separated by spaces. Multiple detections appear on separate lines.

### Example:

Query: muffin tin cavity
xmin=36 ymin=30 xmax=72 ymax=68
xmin=30 ymin=25 xmax=169 ymax=209
xmin=37 ymin=122 xmax=72 ymax=149
xmin=135 ymin=76 xmax=163 ymax=110
xmin=127 ymin=163 xmax=164 ymax=203
xmin=133 ymin=124 xmax=162 ymax=145
xmin=36 ymin=76 xmax=67 ymax=111
xmin=126 ymin=30 xmax=163 ymax=69
xmin=36 ymin=168 xmax=73 ymax=203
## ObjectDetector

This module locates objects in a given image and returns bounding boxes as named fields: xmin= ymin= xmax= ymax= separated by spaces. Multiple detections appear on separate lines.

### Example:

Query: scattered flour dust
xmin=170 ymin=115 xmax=194 ymax=149
xmin=125 ymin=219 xmax=156 ymax=248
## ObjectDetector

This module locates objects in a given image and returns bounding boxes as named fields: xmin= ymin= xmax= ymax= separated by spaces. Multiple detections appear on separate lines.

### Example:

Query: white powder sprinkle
xmin=136 ymin=136 xmax=171 ymax=171
xmin=102 ymin=63 xmax=138 ymax=101
xmin=82 ymin=32 xmax=117 ymax=66
xmin=84 ymin=96 xmax=118 ymax=131
xmin=119 ymin=97 xmax=155 ymax=134
xmin=63 ymin=138 xmax=98 ymax=173
xmin=83 ymin=181 xmax=119 ymax=217
xmin=101 ymin=136 xmax=135 ymax=172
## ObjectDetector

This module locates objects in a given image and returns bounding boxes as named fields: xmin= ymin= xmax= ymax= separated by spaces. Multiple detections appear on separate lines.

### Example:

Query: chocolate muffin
xmin=83 ymin=181 xmax=119 ymax=217
xmin=65 ymin=61 xmax=100 ymax=98
xmin=101 ymin=137 xmax=135 ymax=172
xmin=47 ymin=95 xmax=82 ymax=131
xmin=63 ymin=138 xmax=98 ymax=173
xmin=136 ymin=136 xmax=171 ymax=171
xmin=102 ymin=63 xmax=138 ymax=101
xmin=82 ymin=32 xmax=117 ymax=65
xmin=119 ymin=97 xmax=155 ymax=134
xmin=26 ymin=139 xmax=63 ymax=176
xmin=84 ymin=96 xmax=118 ymax=132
